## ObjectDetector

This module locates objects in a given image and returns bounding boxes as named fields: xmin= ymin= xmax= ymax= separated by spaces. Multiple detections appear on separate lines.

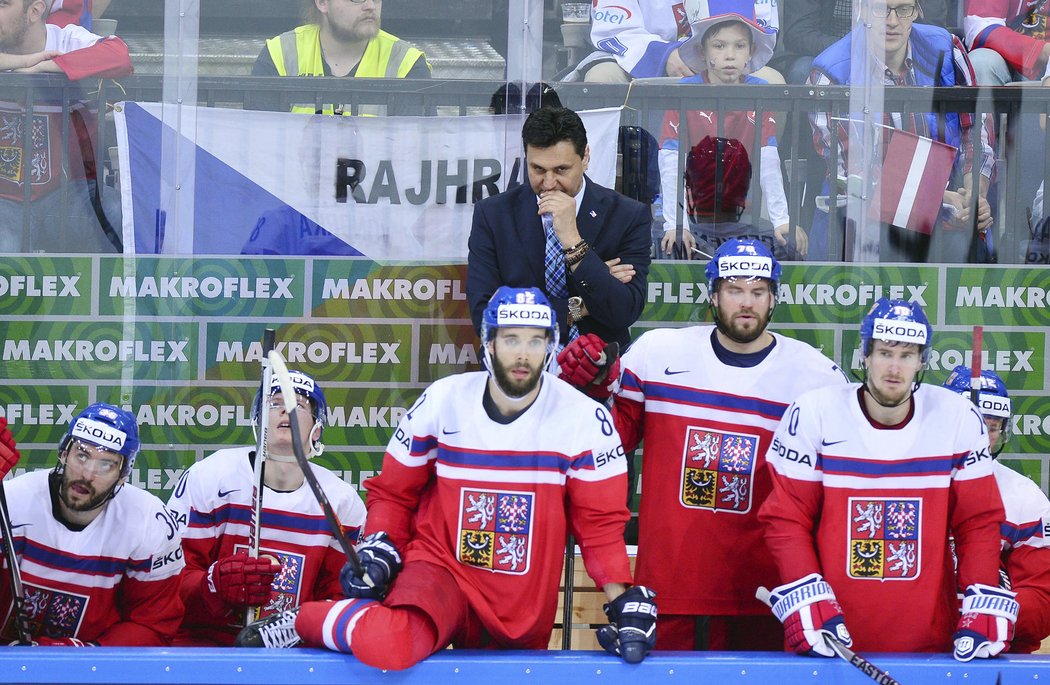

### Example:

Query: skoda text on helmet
xmin=252 ymin=369 xmax=328 ymax=458
xmin=943 ymin=365 xmax=1012 ymax=455
xmin=859 ymin=297 xmax=933 ymax=362
xmin=481 ymin=286 xmax=559 ymax=392
xmin=56 ymin=403 xmax=141 ymax=503
xmin=704 ymin=238 xmax=782 ymax=292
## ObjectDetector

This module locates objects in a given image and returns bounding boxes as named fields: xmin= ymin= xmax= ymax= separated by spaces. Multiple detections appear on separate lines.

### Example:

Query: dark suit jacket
xmin=467 ymin=178 xmax=652 ymax=350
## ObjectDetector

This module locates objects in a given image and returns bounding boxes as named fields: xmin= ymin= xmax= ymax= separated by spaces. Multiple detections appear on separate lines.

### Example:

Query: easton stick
xmin=0 ymin=483 xmax=31 ymax=645
xmin=246 ymin=328 xmax=276 ymax=625
xmin=268 ymin=351 xmax=361 ymax=575
xmin=756 ymin=586 xmax=903 ymax=685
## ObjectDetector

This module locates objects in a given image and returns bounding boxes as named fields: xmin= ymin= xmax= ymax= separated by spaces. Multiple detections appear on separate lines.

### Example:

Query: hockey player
xmin=557 ymin=238 xmax=847 ymax=650
xmin=0 ymin=403 xmax=185 ymax=645
xmin=167 ymin=370 xmax=366 ymax=645
xmin=236 ymin=287 xmax=655 ymax=669
xmin=943 ymin=365 xmax=1050 ymax=654
xmin=759 ymin=300 xmax=1012 ymax=659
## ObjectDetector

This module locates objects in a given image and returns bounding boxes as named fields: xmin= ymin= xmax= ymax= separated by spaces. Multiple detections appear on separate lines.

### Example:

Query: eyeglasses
xmin=348 ymin=0 xmax=382 ymax=4
xmin=871 ymin=4 xmax=918 ymax=18
xmin=66 ymin=440 xmax=122 ymax=475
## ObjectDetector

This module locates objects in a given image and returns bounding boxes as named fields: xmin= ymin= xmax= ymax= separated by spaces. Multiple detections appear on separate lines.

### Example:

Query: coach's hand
xmin=340 ymin=532 xmax=402 ymax=600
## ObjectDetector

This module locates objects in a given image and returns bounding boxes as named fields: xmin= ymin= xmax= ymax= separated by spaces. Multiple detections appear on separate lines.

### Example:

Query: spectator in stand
xmin=776 ymin=0 xmax=946 ymax=83
xmin=567 ymin=0 xmax=783 ymax=84
xmin=46 ymin=0 xmax=111 ymax=28
xmin=964 ymin=0 xmax=1050 ymax=85
xmin=252 ymin=0 xmax=430 ymax=115
xmin=807 ymin=0 xmax=994 ymax=262
xmin=658 ymin=2 xmax=806 ymax=259
xmin=0 ymin=0 xmax=132 ymax=253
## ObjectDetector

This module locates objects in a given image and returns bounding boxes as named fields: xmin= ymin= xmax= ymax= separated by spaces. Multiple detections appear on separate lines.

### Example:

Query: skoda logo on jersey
xmin=872 ymin=318 xmax=928 ymax=345
xmin=593 ymin=5 xmax=632 ymax=24
xmin=497 ymin=303 xmax=552 ymax=326
xmin=978 ymin=394 xmax=1011 ymax=418
xmin=718 ymin=256 xmax=773 ymax=280
xmin=71 ymin=418 xmax=127 ymax=452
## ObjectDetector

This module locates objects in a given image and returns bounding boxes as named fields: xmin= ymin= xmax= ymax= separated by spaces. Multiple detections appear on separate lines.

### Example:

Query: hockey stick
xmin=268 ymin=351 xmax=361 ymax=575
xmin=561 ymin=342 xmax=621 ymax=650
xmin=246 ymin=328 xmax=275 ymax=625
xmin=0 ymin=482 xmax=32 ymax=645
xmin=971 ymin=325 xmax=984 ymax=408
xmin=756 ymin=587 xmax=902 ymax=685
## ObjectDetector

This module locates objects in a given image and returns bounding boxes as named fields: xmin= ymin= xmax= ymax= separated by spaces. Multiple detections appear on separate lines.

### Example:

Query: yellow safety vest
xmin=265 ymin=24 xmax=427 ymax=115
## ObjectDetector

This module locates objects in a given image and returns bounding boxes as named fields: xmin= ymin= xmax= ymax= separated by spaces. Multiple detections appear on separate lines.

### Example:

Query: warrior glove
xmin=340 ymin=532 xmax=402 ymax=601
xmin=769 ymin=573 xmax=852 ymax=657
xmin=595 ymin=585 xmax=657 ymax=664
xmin=953 ymin=583 xmax=1018 ymax=661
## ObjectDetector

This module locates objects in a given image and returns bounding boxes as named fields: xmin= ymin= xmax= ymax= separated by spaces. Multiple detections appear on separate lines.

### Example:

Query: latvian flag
xmin=874 ymin=128 xmax=957 ymax=235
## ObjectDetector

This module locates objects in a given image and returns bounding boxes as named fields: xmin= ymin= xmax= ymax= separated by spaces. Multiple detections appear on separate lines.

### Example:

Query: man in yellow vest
xmin=252 ymin=0 xmax=430 ymax=113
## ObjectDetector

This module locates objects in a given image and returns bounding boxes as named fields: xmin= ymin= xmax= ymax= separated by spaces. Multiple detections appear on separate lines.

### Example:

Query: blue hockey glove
xmin=595 ymin=585 xmax=657 ymax=663
xmin=768 ymin=573 xmax=852 ymax=658
xmin=953 ymin=583 xmax=1018 ymax=661
xmin=339 ymin=532 xmax=402 ymax=600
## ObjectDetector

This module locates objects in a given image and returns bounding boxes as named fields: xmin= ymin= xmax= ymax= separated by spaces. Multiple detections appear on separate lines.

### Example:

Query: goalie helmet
xmin=704 ymin=237 xmax=781 ymax=292
xmin=943 ymin=365 xmax=1012 ymax=452
xmin=252 ymin=369 xmax=328 ymax=456
xmin=58 ymin=403 xmax=140 ymax=480
xmin=859 ymin=297 xmax=933 ymax=362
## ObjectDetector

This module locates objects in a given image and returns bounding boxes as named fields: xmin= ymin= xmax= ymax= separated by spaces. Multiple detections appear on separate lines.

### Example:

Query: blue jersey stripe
xmin=1001 ymin=520 xmax=1043 ymax=545
xmin=22 ymin=538 xmax=127 ymax=576
xmin=822 ymin=454 xmax=956 ymax=477
xmin=437 ymin=446 xmax=577 ymax=474
xmin=644 ymin=382 xmax=788 ymax=420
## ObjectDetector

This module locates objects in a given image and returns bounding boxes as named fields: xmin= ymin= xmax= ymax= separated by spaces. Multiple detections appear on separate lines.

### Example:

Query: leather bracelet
xmin=561 ymin=239 xmax=587 ymax=255
xmin=564 ymin=242 xmax=590 ymax=267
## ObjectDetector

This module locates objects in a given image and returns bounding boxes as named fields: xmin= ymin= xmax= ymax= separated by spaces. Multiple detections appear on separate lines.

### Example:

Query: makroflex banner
xmin=113 ymin=103 xmax=622 ymax=257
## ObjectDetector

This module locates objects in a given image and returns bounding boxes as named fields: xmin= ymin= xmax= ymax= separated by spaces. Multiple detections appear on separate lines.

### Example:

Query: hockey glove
xmin=557 ymin=334 xmax=620 ymax=401
xmin=203 ymin=552 xmax=278 ymax=609
xmin=953 ymin=583 xmax=1019 ymax=661
xmin=769 ymin=573 xmax=852 ymax=657
xmin=340 ymin=532 xmax=402 ymax=600
xmin=33 ymin=636 xmax=97 ymax=646
xmin=595 ymin=585 xmax=657 ymax=664
xmin=0 ymin=417 xmax=20 ymax=481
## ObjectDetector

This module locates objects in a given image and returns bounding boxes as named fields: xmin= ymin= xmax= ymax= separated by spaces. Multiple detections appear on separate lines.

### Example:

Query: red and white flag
xmin=874 ymin=128 xmax=957 ymax=235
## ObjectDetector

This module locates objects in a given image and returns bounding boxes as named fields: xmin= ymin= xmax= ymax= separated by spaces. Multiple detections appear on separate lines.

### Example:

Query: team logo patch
xmin=4 ymin=583 xmax=88 ymax=639
xmin=0 ymin=112 xmax=50 ymax=186
xmin=457 ymin=488 xmax=534 ymax=574
xmin=680 ymin=426 xmax=759 ymax=513
xmin=238 ymin=545 xmax=304 ymax=623
xmin=847 ymin=497 xmax=921 ymax=580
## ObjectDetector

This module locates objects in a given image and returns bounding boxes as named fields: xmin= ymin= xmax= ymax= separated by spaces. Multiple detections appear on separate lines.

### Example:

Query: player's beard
xmin=0 ymin=14 xmax=30 ymax=53
xmin=864 ymin=376 xmax=914 ymax=408
xmin=715 ymin=304 xmax=771 ymax=345
xmin=59 ymin=475 xmax=114 ymax=511
xmin=491 ymin=355 xmax=543 ymax=399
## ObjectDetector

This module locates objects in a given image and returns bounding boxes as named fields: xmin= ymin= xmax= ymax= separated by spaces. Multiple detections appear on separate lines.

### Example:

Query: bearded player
xmin=557 ymin=238 xmax=847 ymax=650
xmin=236 ymin=286 xmax=656 ymax=669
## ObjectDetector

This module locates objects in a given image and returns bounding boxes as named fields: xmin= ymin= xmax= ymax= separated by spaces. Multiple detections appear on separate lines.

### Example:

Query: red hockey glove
xmin=0 ymin=417 xmax=21 ymax=480
xmin=557 ymin=334 xmax=620 ymax=401
xmin=203 ymin=552 xmax=278 ymax=609
xmin=768 ymin=573 xmax=852 ymax=658
xmin=33 ymin=636 xmax=97 ymax=646
xmin=953 ymin=583 xmax=1019 ymax=661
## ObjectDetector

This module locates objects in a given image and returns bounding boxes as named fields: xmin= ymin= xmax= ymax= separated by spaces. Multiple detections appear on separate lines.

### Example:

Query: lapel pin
xmin=589 ymin=210 xmax=597 ymax=218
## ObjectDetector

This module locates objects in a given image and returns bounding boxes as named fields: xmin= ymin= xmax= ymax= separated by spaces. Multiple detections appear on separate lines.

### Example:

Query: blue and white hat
xmin=679 ymin=0 xmax=778 ymax=74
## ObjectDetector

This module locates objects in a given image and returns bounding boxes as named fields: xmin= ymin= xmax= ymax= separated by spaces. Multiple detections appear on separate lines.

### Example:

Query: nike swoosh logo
xmin=664 ymin=368 xmax=689 ymax=375
xmin=218 ymin=488 xmax=239 ymax=498
xmin=9 ymin=523 xmax=30 ymax=530
xmin=821 ymin=439 xmax=847 ymax=447
xmin=442 ymin=429 xmax=460 ymax=435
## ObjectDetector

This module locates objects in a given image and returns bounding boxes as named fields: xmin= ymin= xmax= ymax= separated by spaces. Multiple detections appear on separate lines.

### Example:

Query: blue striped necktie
xmin=542 ymin=214 xmax=579 ymax=342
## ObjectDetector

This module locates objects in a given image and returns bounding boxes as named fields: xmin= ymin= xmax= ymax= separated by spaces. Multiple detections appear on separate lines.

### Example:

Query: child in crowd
xmin=659 ymin=1 xmax=806 ymax=258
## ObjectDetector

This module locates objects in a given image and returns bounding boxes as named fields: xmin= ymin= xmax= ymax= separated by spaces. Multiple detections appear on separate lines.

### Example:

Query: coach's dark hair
xmin=521 ymin=107 xmax=588 ymax=158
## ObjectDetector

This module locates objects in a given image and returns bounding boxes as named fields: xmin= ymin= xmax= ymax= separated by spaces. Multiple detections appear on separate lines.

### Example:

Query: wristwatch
xmin=567 ymin=296 xmax=584 ymax=326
